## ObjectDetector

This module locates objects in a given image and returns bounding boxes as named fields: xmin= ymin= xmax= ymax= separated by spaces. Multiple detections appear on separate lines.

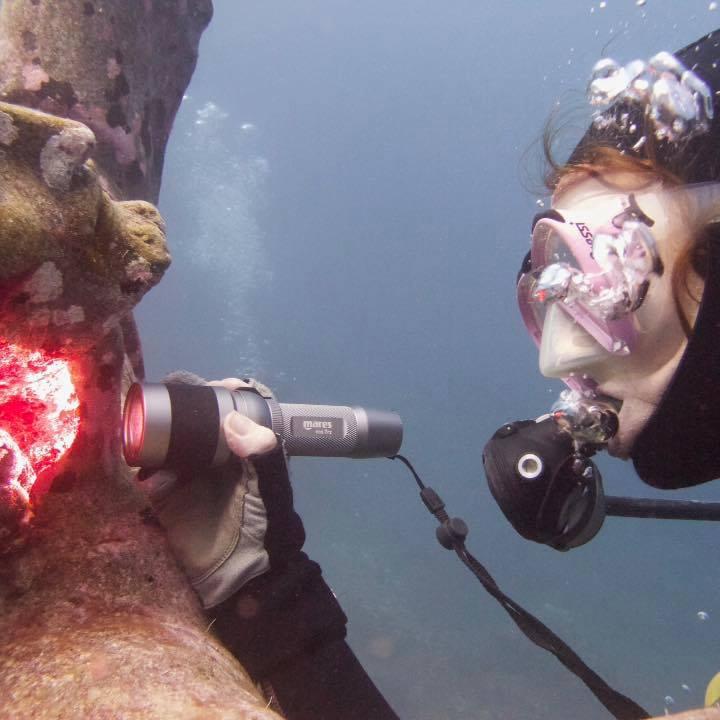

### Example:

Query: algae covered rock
xmin=0 ymin=0 xmax=284 ymax=715
xmin=0 ymin=100 xmax=279 ymax=720
xmin=0 ymin=102 xmax=169 ymax=347
xmin=0 ymin=0 xmax=213 ymax=202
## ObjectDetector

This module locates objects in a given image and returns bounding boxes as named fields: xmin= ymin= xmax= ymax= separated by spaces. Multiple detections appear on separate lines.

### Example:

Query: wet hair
xmin=542 ymin=120 xmax=715 ymax=336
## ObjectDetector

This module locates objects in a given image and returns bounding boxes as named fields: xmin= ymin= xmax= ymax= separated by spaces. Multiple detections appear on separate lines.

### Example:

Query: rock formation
xmin=0 ymin=2 xmax=281 ymax=717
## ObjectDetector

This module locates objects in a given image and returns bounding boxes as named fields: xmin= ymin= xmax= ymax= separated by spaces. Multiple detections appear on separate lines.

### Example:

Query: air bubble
xmin=711 ymin=1 xmax=718 ymax=10
xmin=698 ymin=610 xmax=710 ymax=621
xmin=636 ymin=0 xmax=646 ymax=5
xmin=587 ymin=51 xmax=713 ymax=142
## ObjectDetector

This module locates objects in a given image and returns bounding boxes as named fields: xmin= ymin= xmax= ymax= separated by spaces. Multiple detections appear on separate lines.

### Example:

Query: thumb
xmin=224 ymin=411 xmax=278 ymax=458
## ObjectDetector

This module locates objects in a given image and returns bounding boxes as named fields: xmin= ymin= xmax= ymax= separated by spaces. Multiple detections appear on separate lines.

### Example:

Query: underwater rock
xmin=0 ymin=102 xmax=170 ymax=349
xmin=0 ymin=100 xmax=280 ymax=719
xmin=0 ymin=6 xmax=280 ymax=710
xmin=0 ymin=0 xmax=213 ymax=203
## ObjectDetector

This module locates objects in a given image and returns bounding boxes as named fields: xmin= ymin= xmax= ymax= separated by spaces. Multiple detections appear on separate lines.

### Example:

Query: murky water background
xmin=136 ymin=2 xmax=720 ymax=718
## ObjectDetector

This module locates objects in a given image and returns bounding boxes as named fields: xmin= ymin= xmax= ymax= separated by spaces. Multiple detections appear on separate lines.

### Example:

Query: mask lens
xmin=543 ymin=226 xmax=582 ymax=270
xmin=517 ymin=222 xmax=585 ymax=339
xmin=519 ymin=218 xmax=636 ymax=358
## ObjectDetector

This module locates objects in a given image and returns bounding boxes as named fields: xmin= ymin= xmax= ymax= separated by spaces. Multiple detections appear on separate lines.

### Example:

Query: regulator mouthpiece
xmin=550 ymin=390 xmax=620 ymax=449
xmin=122 ymin=382 xmax=403 ymax=471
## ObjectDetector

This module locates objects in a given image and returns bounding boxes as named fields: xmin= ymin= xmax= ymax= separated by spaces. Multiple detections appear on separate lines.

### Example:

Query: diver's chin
xmin=606 ymin=434 xmax=633 ymax=459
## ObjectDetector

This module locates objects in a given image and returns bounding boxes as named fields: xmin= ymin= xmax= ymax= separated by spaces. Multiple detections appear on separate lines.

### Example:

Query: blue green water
xmin=137 ymin=2 xmax=720 ymax=717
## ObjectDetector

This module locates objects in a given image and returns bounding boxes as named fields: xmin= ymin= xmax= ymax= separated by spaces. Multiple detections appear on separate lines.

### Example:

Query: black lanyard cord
xmin=389 ymin=454 xmax=651 ymax=720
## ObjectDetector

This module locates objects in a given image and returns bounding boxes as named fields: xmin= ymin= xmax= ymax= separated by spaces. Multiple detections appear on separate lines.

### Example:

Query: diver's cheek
xmin=630 ymin=270 xmax=687 ymax=370
xmin=538 ymin=304 xmax=609 ymax=378
xmin=599 ymin=339 xmax=689 ymax=456
xmin=606 ymin=397 xmax=659 ymax=458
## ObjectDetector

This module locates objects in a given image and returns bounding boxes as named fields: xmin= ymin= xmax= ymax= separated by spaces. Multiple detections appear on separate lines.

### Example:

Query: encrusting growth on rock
xmin=0 ymin=98 xmax=281 ymax=720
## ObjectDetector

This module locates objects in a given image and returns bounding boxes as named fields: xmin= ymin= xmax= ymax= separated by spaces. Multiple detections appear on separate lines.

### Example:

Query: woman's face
xmin=535 ymin=172 xmax=705 ymax=456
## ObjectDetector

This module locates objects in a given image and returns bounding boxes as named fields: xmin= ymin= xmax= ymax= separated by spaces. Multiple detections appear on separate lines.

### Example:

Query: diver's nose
xmin=538 ymin=304 xmax=608 ymax=378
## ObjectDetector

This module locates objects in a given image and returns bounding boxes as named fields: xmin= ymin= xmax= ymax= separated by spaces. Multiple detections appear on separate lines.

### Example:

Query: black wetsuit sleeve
xmin=210 ymin=553 xmax=400 ymax=720
xmin=209 ymin=445 xmax=400 ymax=719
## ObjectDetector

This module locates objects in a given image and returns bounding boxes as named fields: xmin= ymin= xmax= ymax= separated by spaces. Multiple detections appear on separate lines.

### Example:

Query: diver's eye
xmin=611 ymin=193 xmax=655 ymax=229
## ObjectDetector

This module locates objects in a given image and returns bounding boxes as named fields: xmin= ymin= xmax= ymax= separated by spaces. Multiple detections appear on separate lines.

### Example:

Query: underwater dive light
xmin=122 ymin=382 xmax=403 ymax=471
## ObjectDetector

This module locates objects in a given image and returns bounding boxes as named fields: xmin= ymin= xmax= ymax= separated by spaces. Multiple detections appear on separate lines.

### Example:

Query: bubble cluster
xmin=194 ymin=101 xmax=229 ymax=126
xmin=551 ymin=390 xmax=619 ymax=446
xmin=588 ymin=51 xmax=714 ymax=142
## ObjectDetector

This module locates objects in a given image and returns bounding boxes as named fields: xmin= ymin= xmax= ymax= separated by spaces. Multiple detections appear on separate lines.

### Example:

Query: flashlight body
xmin=123 ymin=382 xmax=403 ymax=471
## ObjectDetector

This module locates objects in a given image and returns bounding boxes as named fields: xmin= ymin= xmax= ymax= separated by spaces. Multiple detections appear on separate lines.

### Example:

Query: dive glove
xmin=140 ymin=371 xmax=299 ymax=608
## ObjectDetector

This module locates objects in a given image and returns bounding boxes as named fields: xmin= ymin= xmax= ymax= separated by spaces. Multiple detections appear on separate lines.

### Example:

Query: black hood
xmin=568 ymin=30 xmax=720 ymax=183
xmin=567 ymin=30 xmax=720 ymax=488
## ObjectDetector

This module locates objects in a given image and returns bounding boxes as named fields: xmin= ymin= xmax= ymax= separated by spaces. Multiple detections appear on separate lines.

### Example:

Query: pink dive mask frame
xmin=517 ymin=216 xmax=638 ymax=356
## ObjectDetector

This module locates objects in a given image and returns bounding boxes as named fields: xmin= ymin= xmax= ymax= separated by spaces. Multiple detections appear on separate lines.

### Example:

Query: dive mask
xmin=517 ymin=183 xmax=720 ymax=392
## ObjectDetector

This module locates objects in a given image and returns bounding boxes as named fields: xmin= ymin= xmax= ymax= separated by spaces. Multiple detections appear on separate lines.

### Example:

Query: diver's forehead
xmin=551 ymin=175 xmax=664 ymax=218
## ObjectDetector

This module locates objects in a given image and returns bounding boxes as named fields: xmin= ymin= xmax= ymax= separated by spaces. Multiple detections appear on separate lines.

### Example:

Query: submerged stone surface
xmin=0 ymin=102 xmax=280 ymax=718
xmin=0 ymin=0 xmax=213 ymax=203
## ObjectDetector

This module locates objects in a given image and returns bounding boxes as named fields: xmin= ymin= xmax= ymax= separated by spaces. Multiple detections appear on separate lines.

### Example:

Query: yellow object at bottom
xmin=705 ymin=672 xmax=720 ymax=707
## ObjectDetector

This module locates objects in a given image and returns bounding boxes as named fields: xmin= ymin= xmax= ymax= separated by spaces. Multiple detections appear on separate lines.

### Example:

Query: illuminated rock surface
xmin=0 ymin=98 xmax=279 ymax=720
xmin=0 ymin=2 xmax=281 ymax=717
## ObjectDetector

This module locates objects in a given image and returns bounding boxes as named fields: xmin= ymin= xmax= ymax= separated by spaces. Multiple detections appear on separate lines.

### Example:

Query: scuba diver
xmin=131 ymin=27 xmax=720 ymax=720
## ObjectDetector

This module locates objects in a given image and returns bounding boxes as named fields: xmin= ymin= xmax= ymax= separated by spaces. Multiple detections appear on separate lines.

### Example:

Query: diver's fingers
xmin=208 ymin=378 xmax=253 ymax=391
xmin=224 ymin=411 xmax=278 ymax=458
xmin=140 ymin=468 xmax=179 ymax=506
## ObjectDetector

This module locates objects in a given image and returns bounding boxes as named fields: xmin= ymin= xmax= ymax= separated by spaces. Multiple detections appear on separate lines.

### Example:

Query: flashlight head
xmin=122 ymin=383 xmax=172 ymax=468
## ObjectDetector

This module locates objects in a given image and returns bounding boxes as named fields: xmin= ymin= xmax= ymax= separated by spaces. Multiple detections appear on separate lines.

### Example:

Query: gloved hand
xmin=140 ymin=371 xmax=302 ymax=608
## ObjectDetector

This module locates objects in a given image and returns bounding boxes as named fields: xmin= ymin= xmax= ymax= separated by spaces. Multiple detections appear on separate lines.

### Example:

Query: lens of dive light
xmin=122 ymin=383 xmax=173 ymax=468
xmin=122 ymin=382 xmax=145 ymax=465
